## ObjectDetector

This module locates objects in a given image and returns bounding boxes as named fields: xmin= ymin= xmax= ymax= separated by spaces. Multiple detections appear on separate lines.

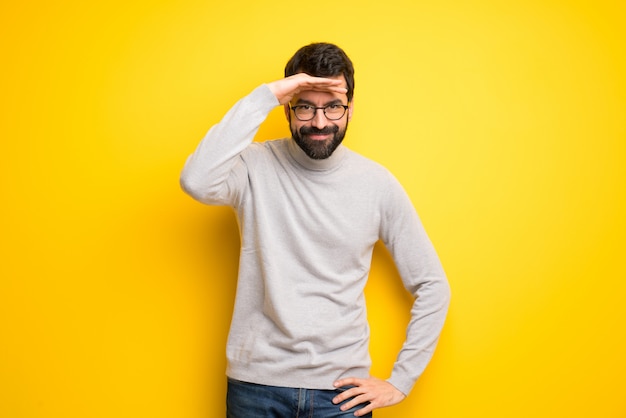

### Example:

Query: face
xmin=284 ymin=75 xmax=353 ymax=160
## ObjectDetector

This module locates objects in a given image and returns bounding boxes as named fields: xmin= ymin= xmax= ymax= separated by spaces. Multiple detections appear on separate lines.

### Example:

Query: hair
xmin=284 ymin=43 xmax=355 ymax=102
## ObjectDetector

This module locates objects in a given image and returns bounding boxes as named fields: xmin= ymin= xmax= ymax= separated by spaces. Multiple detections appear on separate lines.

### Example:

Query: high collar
xmin=287 ymin=138 xmax=347 ymax=172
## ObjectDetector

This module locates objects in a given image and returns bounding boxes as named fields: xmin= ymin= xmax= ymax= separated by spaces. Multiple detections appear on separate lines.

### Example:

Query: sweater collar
xmin=287 ymin=138 xmax=347 ymax=172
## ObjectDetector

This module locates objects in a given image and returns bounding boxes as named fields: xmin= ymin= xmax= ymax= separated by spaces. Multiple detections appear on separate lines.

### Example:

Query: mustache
xmin=299 ymin=125 xmax=339 ymax=135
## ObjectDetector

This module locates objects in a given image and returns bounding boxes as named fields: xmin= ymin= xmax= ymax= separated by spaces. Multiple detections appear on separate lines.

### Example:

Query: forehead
xmin=293 ymin=74 xmax=348 ymax=104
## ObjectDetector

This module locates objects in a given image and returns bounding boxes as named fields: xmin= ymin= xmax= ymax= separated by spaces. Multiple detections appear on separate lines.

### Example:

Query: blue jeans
xmin=226 ymin=378 xmax=373 ymax=418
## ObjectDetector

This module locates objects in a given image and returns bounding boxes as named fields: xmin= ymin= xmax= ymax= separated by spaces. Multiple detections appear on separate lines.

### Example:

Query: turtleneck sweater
xmin=180 ymin=84 xmax=450 ymax=396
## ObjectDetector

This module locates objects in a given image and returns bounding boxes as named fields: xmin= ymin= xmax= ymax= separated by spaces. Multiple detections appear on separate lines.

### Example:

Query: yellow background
xmin=1 ymin=0 xmax=625 ymax=417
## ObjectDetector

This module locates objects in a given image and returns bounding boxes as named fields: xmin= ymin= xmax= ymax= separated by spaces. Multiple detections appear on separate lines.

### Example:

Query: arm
xmin=333 ymin=179 xmax=450 ymax=416
xmin=180 ymin=74 xmax=347 ymax=205
xmin=179 ymin=84 xmax=278 ymax=205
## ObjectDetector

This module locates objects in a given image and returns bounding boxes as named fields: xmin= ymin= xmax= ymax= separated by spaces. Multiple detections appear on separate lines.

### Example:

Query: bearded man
xmin=181 ymin=42 xmax=450 ymax=418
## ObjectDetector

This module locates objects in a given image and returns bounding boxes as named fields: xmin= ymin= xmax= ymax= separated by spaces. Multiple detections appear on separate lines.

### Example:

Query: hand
xmin=267 ymin=73 xmax=347 ymax=105
xmin=332 ymin=376 xmax=406 ymax=416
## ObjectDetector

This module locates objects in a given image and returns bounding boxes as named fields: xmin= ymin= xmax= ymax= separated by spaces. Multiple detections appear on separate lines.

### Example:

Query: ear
xmin=347 ymin=100 xmax=354 ymax=122
xmin=284 ymin=104 xmax=291 ymax=122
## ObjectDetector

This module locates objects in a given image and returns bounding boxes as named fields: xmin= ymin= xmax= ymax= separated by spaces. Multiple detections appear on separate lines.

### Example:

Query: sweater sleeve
xmin=180 ymin=84 xmax=279 ymax=206
xmin=380 ymin=175 xmax=451 ymax=396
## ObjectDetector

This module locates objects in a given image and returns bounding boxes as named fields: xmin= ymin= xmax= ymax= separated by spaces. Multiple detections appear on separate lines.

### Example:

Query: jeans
xmin=227 ymin=378 xmax=373 ymax=418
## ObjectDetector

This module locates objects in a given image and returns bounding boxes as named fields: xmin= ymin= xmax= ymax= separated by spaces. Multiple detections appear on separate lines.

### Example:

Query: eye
xmin=327 ymin=104 xmax=343 ymax=110
xmin=299 ymin=105 xmax=314 ymax=110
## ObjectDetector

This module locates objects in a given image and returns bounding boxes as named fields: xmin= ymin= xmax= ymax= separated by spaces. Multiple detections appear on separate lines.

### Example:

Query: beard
xmin=290 ymin=122 xmax=348 ymax=160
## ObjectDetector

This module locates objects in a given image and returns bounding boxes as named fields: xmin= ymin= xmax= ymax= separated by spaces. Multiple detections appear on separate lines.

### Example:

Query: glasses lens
xmin=324 ymin=105 xmax=346 ymax=120
xmin=294 ymin=107 xmax=314 ymax=120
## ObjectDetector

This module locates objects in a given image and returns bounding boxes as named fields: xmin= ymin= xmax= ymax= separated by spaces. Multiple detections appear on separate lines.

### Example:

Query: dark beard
xmin=291 ymin=123 xmax=348 ymax=160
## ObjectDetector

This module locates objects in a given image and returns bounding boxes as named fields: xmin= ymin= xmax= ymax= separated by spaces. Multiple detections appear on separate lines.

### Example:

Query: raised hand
xmin=267 ymin=73 xmax=347 ymax=105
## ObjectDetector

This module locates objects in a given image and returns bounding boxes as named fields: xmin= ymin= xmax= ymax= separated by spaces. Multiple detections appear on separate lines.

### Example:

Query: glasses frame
xmin=289 ymin=104 xmax=349 ymax=121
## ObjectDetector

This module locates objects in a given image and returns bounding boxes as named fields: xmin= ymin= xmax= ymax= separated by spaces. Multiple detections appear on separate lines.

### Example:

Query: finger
xmin=314 ymin=86 xmax=348 ymax=94
xmin=333 ymin=377 xmax=362 ymax=388
xmin=292 ymin=74 xmax=347 ymax=92
xmin=339 ymin=393 xmax=371 ymax=413
xmin=300 ymin=78 xmax=342 ymax=87
xmin=292 ymin=73 xmax=342 ymax=84
xmin=299 ymin=83 xmax=347 ymax=94
xmin=332 ymin=386 xmax=360 ymax=404
xmin=354 ymin=403 xmax=375 ymax=417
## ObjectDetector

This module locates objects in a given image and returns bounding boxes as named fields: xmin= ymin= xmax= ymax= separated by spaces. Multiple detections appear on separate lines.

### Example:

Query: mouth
xmin=306 ymin=133 xmax=332 ymax=141
xmin=300 ymin=126 xmax=337 ymax=142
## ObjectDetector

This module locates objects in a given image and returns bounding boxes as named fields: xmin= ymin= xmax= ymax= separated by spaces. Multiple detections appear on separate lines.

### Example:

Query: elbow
xmin=179 ymin=172 xmax=192 ymax=193
xmin=442 ymin=280 xmax=452 ymax=310
xmin=425 ymin=272 xmax=451 ymax=312
xmin=180 ymin=171 xmax=207 ymax=202
xmin=438 ymin=272 xmax=451 ymax=304
xmin=180 ymin=171 xmax=227 ymax=205
xmin=180 ymin=170 xmax=194 ymax=195
xmin=439 ymin=276 xmax=452 ymax=313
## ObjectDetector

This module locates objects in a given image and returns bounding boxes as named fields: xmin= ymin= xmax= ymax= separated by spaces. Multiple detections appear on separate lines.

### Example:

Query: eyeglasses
xmin=289 ymin=103 xmax=349 ymax=121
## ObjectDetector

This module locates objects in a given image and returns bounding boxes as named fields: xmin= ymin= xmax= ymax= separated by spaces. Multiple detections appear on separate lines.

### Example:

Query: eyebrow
xmin=294 ymin=98 xmax=345 ymax=106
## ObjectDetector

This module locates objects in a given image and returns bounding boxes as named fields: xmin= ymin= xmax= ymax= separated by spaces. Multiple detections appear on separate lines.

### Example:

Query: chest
xmin=241 ymin=164 xmax=383 ymax=252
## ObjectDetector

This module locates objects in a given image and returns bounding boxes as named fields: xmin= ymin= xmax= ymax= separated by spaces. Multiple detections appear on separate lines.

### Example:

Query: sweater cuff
xmin=257 ymin=83 xmax=281 ymax=109
xmin=386 ymin=375 xmax=415 ymax=397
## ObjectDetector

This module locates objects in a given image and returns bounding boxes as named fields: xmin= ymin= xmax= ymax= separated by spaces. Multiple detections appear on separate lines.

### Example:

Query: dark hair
xmin=284 ymin=43 xmax=355 ymax=102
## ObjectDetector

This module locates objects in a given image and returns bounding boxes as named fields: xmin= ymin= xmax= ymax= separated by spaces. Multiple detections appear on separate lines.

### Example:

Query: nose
xmin=310 ymin=108 xmax=328 ymax=129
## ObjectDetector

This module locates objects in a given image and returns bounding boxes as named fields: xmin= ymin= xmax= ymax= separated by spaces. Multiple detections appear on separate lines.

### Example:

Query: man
xmin=180 ymin=42 xmax=450 ymax=417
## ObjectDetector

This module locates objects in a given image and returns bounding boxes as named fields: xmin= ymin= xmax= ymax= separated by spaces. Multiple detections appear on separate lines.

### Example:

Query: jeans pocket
xmin=331 ymin=386 xmax=372 ymax=417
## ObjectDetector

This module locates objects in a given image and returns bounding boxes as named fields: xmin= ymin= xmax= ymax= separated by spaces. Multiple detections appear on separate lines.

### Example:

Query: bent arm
xmin=180 ymin=85 xmax=279 ymax=205
xmin=180 ymin=74 xmax=348 ymax=205
xmin=381 ymin=180 xmax=451 ymax=396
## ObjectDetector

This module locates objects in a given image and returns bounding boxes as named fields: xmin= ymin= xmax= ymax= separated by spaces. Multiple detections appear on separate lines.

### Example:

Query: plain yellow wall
xmin=1 ymin=1 xmax=625 ymax=417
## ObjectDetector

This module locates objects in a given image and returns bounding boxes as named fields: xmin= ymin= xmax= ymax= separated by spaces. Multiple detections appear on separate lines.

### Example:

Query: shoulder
xmin=343 ymin=149 xmax=416 ymax=209
xmin=242 ymin=139 xmax=290 ymax=157
xmin=343 ymin=148 xmax=400 ymax=184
